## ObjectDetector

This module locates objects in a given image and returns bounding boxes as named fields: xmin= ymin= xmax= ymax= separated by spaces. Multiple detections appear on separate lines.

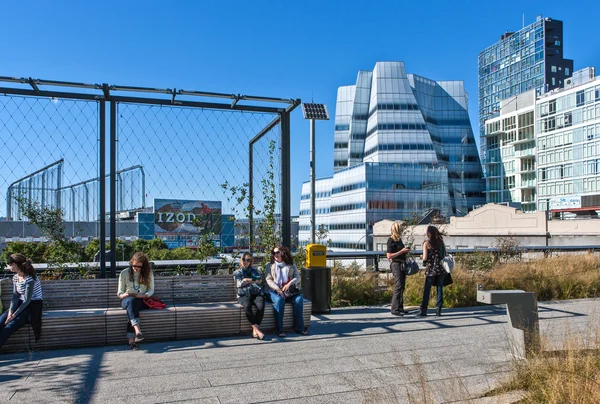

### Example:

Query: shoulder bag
xmin=403 ymin=254 xmax=421 ymax=276
xmin=440 ymin=244 xmax=455 ymax=274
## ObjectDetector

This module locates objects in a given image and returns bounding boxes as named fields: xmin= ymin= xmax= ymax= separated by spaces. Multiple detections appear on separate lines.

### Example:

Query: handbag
xmin=441 ymin=255 xmax=455 ymax=273
xmin=238 ymin=283 xmax=262 ymax=297
xmin=283 ymin=283 xmax=302 ymax=299
xmin=403 ymin=255 xmax=420 ymax=276
xmin=440 ymin=244 xmax=454 ymax=273
xmin=143 ymin=296 xmax=166 ymax=309
xmin=443 ymin=272 xmax=453 ymax=287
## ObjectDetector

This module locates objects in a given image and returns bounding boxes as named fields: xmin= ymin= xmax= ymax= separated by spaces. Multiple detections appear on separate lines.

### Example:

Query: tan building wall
xmin=373 ymin=203 xmax=600 ymax=251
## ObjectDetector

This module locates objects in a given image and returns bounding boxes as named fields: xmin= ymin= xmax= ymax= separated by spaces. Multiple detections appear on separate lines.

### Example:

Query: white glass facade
xmin=299 ymin=62 xmax=484 ymax=250
xmin=536 ymin=73 xmax=600 ymax=212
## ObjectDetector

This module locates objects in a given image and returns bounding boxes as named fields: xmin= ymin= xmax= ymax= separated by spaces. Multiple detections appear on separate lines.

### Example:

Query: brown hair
xmin=8 ymin=253 xmax=37 ymax=279
xmin=272 ymin=246 xmax=293 ymax=265
xmin=426 ymin=225 xmax=444 ymax=252
xmin=128 ymin=251 xmax=152 ymax=286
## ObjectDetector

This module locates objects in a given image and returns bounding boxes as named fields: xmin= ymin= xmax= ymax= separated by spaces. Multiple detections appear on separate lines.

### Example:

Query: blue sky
xmin=1 ymin=0 xmax=599 ymax=216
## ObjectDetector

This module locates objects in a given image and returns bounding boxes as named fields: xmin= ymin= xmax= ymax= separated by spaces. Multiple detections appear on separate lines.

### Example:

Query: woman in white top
xmin=0 ymin=253 xmax=43 ymax=348
xmin=266 ymin=246 xmax=307 ymax=337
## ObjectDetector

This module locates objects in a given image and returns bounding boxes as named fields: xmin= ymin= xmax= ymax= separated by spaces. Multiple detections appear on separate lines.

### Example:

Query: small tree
xmin=14 ymin=195 xmax=88 ymax=277
xmin=222 ymin=139 xmax=281 ymax=254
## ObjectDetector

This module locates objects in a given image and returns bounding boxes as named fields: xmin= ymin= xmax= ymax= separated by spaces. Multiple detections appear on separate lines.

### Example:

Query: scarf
xmin=274 ymin=261 xmax=288 ymax=287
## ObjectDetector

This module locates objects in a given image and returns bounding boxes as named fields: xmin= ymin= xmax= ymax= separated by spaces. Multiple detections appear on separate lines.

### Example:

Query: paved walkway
xmin=1 ymin=299 xmax=599 ymax=404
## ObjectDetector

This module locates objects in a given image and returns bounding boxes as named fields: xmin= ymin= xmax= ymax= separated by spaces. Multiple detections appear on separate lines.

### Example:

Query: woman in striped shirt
xmin=0 ymin=253 xmax=43 ymax=348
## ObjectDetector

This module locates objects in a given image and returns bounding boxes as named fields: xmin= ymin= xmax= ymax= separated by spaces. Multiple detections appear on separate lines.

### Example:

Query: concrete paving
xmin=1 ymin=298 xmax=599 ymax=404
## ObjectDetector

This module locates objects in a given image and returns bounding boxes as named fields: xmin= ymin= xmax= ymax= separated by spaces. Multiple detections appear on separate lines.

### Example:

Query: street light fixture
xmin=302 ymin=103 xmax=330 ymax=244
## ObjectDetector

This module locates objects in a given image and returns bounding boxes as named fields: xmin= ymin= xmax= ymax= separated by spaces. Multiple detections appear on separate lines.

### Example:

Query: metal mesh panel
xmin=116 ymin=103 xmax=281 ymax=247
xmin=0 ymin=95 xmax=99 ymax=239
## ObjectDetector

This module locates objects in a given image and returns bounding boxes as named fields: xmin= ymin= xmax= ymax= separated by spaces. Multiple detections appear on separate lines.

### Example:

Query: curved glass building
xmin=299 ymin=62 xmax=484 ymax=250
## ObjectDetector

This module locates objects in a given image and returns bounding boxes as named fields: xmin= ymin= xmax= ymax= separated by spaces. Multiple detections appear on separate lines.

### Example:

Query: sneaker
xmin=419 ymin=311 xmax=428 ymax=317
xmin=391 ymin=311 xmax=404 ymax=317
xmin=135 ymin=333 xmax=144 ymax=343
xmin=129 ymin=342 xmax=139 ymax=350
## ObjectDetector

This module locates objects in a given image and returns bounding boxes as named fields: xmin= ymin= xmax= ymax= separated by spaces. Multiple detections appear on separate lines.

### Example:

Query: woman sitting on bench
xmin=233 ymin=252 xmax=265 ymax=340
xmin=266 ymin=246 xmax=307 ymax=337
xmin=0 ymin=253 xmax=43 ymax=348
xmin=117 ymin=252 xmax=154 ymax=350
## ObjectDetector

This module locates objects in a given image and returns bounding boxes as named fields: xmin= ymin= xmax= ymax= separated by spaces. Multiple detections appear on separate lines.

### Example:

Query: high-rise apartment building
xmin=536 ymin=68 xmax=600 ymax=214
xmin=484 ymin=90 xmax=537 ymax=211
xmin=485 ymin=67 xmax=600 ymax=215
xmin=478 ymin=16 xmax=573 ymax=166
xmin=299 ymin=62 xmax=484 ymax=250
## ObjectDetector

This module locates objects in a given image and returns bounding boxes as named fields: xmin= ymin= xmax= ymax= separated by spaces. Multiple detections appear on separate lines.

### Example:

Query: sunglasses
xmin=272 ymin=250 xmax=281 ymax=255
xmin=131 ymin=264 xmax=143 ymax=269
xmin=243 ymin=258 xmax=253 ymax=262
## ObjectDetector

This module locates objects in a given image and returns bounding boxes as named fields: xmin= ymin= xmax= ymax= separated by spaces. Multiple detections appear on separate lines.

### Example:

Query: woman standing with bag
xmin=233 ymin=252 xmax=265 ymax=340
xmin=0 ymin=254 xmax=43 ymax=348
xmin=419 ymin=225 xmax=446 ymax=317
xmin=266 ymin=246 xmax=307 ymax=337
xmin=117 ymin=252 xmax=154 ymax=350
xmin=387 ymin=222 xmax=411 ymax=316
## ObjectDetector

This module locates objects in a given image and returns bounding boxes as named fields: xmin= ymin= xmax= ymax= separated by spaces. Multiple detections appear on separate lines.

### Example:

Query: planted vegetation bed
xmin=331 ymin=254 xmax=600 ymax=308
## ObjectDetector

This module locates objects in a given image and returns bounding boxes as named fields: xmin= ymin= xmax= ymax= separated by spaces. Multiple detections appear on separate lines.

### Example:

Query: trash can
xmin=302 ymin=244 xmax=331 ymax=313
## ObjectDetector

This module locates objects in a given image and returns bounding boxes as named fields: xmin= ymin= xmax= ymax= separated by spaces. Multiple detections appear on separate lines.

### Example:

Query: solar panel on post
xmin=302 ymin=103 xmax=330 ymax=120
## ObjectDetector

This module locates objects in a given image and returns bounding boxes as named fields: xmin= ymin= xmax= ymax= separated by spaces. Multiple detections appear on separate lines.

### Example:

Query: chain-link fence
xmin=0 ymin=77 xmax=299 ymax=277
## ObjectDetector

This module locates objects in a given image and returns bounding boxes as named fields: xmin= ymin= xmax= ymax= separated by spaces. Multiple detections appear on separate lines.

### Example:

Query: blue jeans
xmin=421 ymin=275 xmax=444 ymax=312
xmin=121 ymin=296 xmax=148 ymax=338
xmin=0 ymin=301 xmax=31 ymax=348
xmin=269 ymin=291 xmax=304 ymax=332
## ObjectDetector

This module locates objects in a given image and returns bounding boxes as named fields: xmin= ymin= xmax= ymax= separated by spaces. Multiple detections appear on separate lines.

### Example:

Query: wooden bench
xmin=1 ymin=275 xmax=312 ymax=353
xmin=0 ymin=278 xmax=109 ymax=352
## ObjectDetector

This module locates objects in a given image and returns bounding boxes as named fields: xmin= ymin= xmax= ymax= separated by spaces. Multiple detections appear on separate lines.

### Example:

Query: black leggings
xmin=238 ymin=295 xmax=265 ymax=326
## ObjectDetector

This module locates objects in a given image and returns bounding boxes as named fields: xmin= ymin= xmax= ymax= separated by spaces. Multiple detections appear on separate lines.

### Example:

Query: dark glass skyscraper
xmin=478 ymin=16 xmax=573 ymax=166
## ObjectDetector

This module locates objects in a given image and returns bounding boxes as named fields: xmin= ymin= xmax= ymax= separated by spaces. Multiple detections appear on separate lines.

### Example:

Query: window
xmin=551 ymin=66 xmax=557 ymax=73
xmin=566 ymin=67 xmax=570 ymax=76
xmin=555 ymin=40 xmax=561 ymax=46
xmin=576 ymin=90 xmax=585 ymax=107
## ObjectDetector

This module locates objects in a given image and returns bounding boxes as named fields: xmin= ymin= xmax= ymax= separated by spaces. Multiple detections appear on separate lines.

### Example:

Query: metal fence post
xmin=109 ymin=100 xmax=117 ymax=277
xmin=99 ymin=100 xmax=106 ymax=278
xmin=280 ymin=110 xmax=291 ymax=248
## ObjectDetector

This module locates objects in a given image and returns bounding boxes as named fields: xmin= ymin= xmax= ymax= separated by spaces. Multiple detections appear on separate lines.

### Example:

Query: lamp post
xmin=302 ymin=103 xmax=330 ymax=244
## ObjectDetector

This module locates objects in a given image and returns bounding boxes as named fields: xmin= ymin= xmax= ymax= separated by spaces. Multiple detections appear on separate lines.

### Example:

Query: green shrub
xmin=1 ymin=242 xmax=47 ymax=264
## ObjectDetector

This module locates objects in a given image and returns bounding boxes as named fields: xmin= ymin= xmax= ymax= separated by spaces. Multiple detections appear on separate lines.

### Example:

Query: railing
xmin=2 ymin=245 xmax=600 ymax=277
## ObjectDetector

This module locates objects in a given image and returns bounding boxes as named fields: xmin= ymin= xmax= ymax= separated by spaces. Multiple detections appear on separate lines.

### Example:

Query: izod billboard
xmin=154 ymin=199 xmax=222 ymax=239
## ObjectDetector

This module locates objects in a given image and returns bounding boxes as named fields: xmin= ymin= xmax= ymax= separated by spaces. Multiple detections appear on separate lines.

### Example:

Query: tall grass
xmin=486 ymin=322 xmax=600 ymax=403
xmin=332 ymin=253 xmax=600 ymax=308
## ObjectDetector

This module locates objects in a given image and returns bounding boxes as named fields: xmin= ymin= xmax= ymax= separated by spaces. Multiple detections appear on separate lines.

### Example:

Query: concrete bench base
xmin=477 ymin=288 xmax=539 ymax=359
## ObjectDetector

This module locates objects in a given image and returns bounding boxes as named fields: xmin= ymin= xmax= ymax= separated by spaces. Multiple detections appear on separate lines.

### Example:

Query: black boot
xmin=419 ymin=307 xmax=427 ymax=316
xmin=436 ymin=307 xmax=442 ymax=317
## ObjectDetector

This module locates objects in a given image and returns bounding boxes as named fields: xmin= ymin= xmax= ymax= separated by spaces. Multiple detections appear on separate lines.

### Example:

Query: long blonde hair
xmin=390 ymin=222 xmax=402 ymax=242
